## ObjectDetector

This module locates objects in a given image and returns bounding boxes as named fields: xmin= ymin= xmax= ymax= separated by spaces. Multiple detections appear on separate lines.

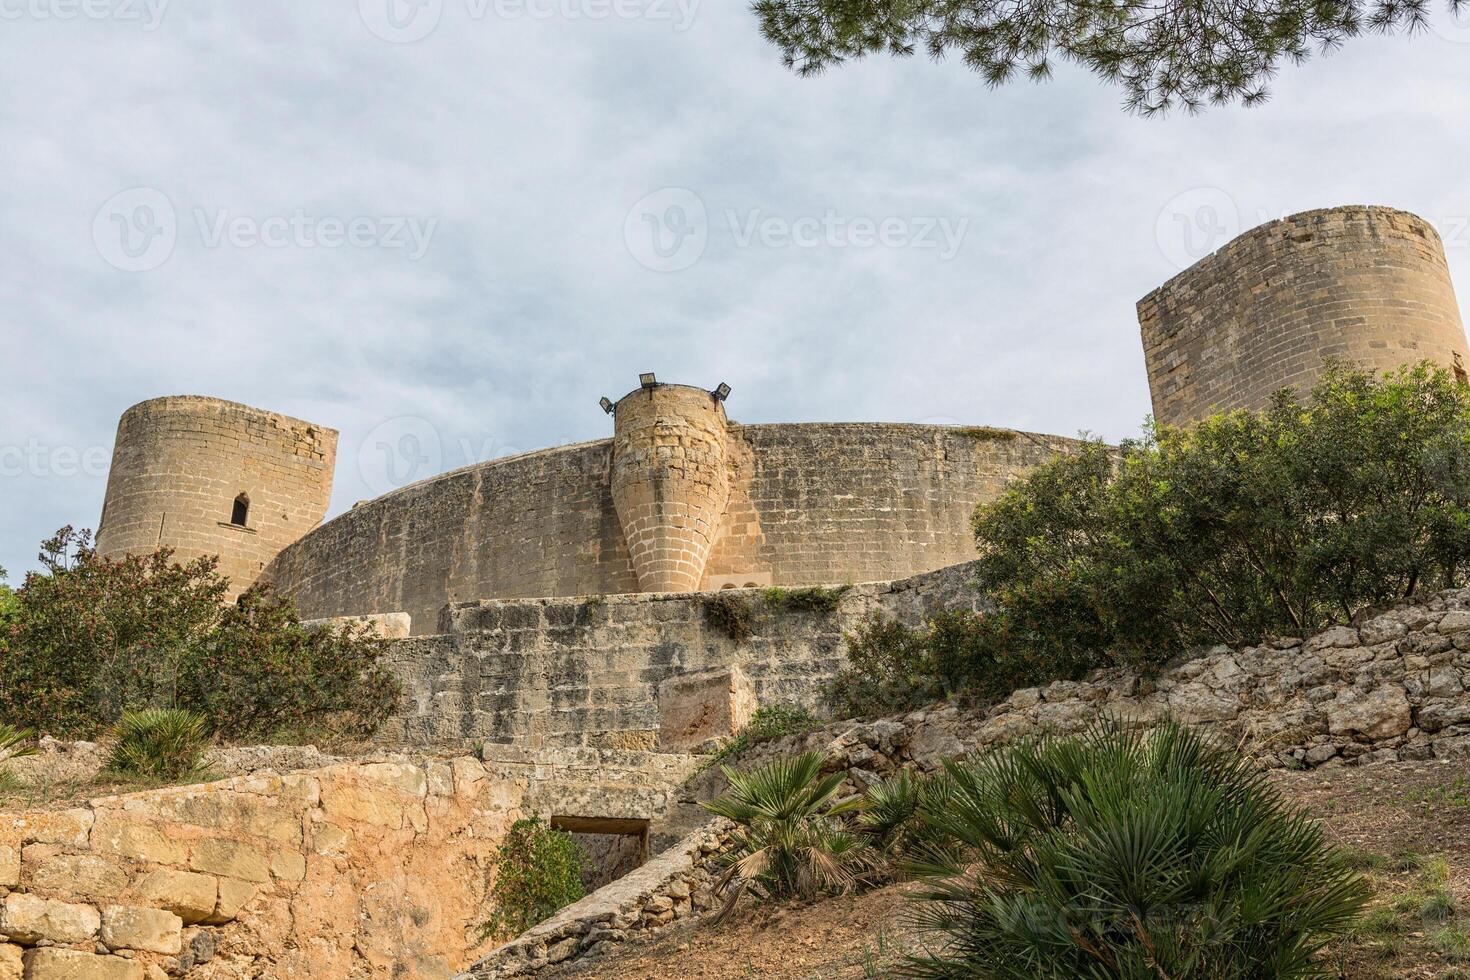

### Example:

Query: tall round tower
xmin=96 ymin=396 xmax=338 ymax=597
xmin=609 ymin=378 xmax=731 ymax=593
xmin=1139 ymin=206 xmax=1470 ymax=426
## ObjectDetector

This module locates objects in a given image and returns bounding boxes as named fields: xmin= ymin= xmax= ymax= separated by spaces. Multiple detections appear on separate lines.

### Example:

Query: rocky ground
xmin=546 ymin=760 xmax=1470 ymax=979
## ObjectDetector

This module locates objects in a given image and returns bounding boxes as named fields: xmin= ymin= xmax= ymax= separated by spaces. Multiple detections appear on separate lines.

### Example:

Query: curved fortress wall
xmin=96 ymin=396 xmax=337 ymax=597
xmin=266 ymin=425 xmax=1080 ymax=633
xmin=1140 ymin=206 xmax=1469 ymax=426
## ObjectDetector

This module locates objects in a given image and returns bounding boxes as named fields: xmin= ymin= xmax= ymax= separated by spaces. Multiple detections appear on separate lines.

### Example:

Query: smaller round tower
xmin=609 ymin=377 xmax=731 ymax=593
xmin=96 ymin=396 xmax=337 ymax=597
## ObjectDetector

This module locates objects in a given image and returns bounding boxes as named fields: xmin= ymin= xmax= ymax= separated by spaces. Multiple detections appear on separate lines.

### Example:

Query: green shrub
xmin=480 ymin=817 xmax=586 ymax=941
xmin=707 ymin=703 xmax=824 ymax=765
xmin=703 ymin=751 xmax=872 ymax=915
xmin=969 ymin=363 xmax=1470 ymax=674
xmin=824 ymin=610 xmax=1059 ymax=719
xmin=761 ymin=586 xmax=850 ymax=615
xmin=703 ymin=592 xmax=755 ymax=643
xmin=178 ymin=586 xmax=399 ymax=742
xmin=0 ymin=528 xmax=399 ymax=741
xmin=902 ymin=722 xmax=1369 ymax=979
xmin=105 ymin=708 xmax=210 ymax=780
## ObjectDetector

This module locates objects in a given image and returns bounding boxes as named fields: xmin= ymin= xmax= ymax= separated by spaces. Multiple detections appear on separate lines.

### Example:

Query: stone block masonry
xmin=0 ymin=748 xmax=700 ymax=979
xmin=265 ymin=422 xmax=1076 ymax=634
xmin=1140 ymin=206 xmax=1469 ymax=426
xmin=381 ymin=561 xmax=984 ymax=748
xmin=95 ymin=396 xmax=336 ymax=598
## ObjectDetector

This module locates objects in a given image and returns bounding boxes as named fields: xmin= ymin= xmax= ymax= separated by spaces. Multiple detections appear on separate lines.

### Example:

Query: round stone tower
xmin=96 ymin=396 xmax=338 ymax=597
xmin=609 ymin=378 xmax=731 ymax=593
xmin=1139 ymin=205 xmax=1470 ymax=426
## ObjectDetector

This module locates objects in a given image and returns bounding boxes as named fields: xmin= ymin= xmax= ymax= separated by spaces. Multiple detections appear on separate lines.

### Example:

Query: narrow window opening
xmin=231 ymin=493 xmax=250 ymax=527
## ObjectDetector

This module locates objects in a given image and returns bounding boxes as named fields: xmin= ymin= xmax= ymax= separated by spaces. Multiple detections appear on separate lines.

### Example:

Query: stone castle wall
xmin=1139 ymin=206 xmax=1469 ymax=426
xmin=383 ymin=561 xmax=984 ymax=747
xmin=95 ymin=397 xmax=337 ymax=597
xmin=267 ymin=426 xmax=1075 ymax=634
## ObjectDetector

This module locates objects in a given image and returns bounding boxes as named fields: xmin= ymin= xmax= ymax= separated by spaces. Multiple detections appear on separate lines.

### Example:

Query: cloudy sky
xmin=2 ymin=0 xmax=1469 ymax=580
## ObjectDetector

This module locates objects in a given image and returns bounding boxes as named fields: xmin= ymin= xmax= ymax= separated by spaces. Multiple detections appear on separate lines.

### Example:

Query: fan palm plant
xmin=105 ymin=708 xmax=211 ymax=780
xmin=903 ymin=722 xmax=1369 ymax=979
xmin=702 ymin=751 xmax=872 ymax=916
xmin=0 ymin=723 xmax=36 ymax=791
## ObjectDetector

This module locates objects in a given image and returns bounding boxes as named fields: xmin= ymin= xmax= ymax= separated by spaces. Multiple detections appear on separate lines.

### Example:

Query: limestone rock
xmin=20 ymin=948 xmax=144 ymax=980
xmin=1327 ymin=684 xmax=1412 ymax=740
xmin=128 ymin=870 xmax=218 ymax=925
xmin=0 ymin=892 xmax=101 ymax=945
xmin=101 ymin=905 xmax=183 ymax=955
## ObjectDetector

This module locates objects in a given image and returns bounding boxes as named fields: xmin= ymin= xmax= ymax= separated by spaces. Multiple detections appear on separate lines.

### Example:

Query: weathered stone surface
xmin=101 ymin=904 xmax=183 ymax=955
xmin=20 ymin=947 xmax=144 ymax=980
xmin=189 ymin=839 xmax=270 ymax=883
xmin=658 ymin=666 xmax=757 ymax=751
xmin=24 ymin=852 xmax=127 ymax=899
xmin=1327 ymin=685 xmax=1413 ymax=740
xmin=0 ymin=944 xmax=21 ymax=980
xmin=129 ymin=870 xmax=218 ymax=925
xmin=0 ymin=892 xmax=100 ymax=944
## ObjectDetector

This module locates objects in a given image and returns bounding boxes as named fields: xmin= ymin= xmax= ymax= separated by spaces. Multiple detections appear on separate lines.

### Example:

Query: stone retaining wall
xmin=690 ymin=587 xmax=1470 ymax=791
xmin=458 ymin=820 xmax=734 ymax=979
xmin=383 ymin=562 xmax=983 ymax=747
xmin=0 ymin=748 xmax=699 ymax=980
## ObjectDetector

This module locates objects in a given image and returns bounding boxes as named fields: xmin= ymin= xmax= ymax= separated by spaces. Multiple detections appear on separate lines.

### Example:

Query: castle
xmin=94 ymin=206 xmax=1470 ymax=634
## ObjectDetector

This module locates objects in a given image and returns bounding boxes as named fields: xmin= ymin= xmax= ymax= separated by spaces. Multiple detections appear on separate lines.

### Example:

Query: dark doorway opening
xmin=552 ymin=816 xmax=650 ymax=893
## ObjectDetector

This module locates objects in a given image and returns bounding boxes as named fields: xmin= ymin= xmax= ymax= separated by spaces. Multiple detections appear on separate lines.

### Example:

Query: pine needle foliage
xmin=901 ymin=722 xmax=1369 ymax=978
xmin=752 ymin=0 xmax=1458 ymax=114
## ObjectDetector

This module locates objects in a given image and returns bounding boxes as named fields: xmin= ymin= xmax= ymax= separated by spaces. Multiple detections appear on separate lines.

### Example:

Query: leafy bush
xmin=761 ymin=586 xmax=851 ymax=615
xmin=105 ymin=708 xmax=211 ymax=780
xmin=703 ymin=592 xmax=755 ymax=643
xmin=972 ymin=364 xmax=1470 ymax=672
xmin=903 ymin=722 xmax=1368 ymax=979
xmin=480 ymin=817 xmax=586 ymax=941
xmin=178 ymin=586 xmax=399 ymax=742
xmin=707 ymin=703 xmax=824 ymax=765
xmin=0 ymin=527 xmax=400 ymax=741
xmin=703 ymin=751 xmax=872 ymax=915
xmin=824 ymin=610 xmax=1059 ymax=719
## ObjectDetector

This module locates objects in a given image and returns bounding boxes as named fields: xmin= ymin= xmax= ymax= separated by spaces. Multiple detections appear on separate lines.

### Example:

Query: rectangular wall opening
xmin=552 ymin=816 xmax=651 ymax=893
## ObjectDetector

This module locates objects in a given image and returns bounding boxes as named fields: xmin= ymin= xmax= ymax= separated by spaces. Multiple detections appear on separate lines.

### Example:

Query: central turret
xmin=608 ymin=375 xmax=732 ymax=593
